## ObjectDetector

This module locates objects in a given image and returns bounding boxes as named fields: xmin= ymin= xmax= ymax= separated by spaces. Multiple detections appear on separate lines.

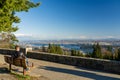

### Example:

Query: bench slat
xmin=4 ymin=55 xmax=27 ymax=68
xmin=4 ymin=55 xmax=33 ymax=75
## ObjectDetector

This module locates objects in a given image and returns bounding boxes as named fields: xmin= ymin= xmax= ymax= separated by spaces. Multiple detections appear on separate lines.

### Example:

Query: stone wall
xmin=0 ymin=48 xmax=120 ymax=74
xmin=0 ymin=48 xmax=14 ymax=55
xmin=0 ymin=48 xmax=28 ymax=55
xmin=27 ymin=51 xmax=120 ymax=74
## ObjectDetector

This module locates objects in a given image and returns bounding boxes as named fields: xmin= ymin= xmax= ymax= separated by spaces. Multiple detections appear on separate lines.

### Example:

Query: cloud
xmin=66 ymin=36 xmax=88 ymax=39
xmin=14 ymin=33 xmax=120 ymax=40
xmin=106 ymin=36 xmax=114 ymax=38
xmin=15 ymin=33 xmax=32 ymax=37
xmin=91 ymin=36 xmax=116 ymax=39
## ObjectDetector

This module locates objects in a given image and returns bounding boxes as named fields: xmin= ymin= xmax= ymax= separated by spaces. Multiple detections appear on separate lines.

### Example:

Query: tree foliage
xmin=71 ymin=49 xmax=84 ymax=57
xmin=0 ymin=0 xmax=40 ymax=32
xmin=91 ymin=43 xmax=102 ymax=58
xmin=117 ymin=48 xmax=120 ymax=61
xmin=48 ymin=44 xmax=63 ymax=54
xmin=0 ymin=0 xmax=40 ymax=48
xmin=102 ymin=50 xmax=113 ymax=60
xmin=107 ymin=46 xmax=113 ymax=52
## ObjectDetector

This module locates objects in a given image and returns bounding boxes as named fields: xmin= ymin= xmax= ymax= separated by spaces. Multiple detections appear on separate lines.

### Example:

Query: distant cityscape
xmin=19 ymin=39 xmax=120 ymax=46
xmin=19 ymin=39 xmax=120 ymax=54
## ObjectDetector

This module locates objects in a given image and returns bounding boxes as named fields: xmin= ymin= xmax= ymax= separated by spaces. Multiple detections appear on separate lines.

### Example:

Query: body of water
xmin=31 ymin=44 xmax=93 ymax=53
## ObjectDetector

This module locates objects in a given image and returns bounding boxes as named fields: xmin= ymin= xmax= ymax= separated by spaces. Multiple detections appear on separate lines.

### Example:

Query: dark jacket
xmin=12 ymin=51 xmax=26 ymax=59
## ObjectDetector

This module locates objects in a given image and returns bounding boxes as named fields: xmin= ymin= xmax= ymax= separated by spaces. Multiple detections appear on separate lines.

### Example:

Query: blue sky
xmin=15 ymin=0 xmax=120 ymax=40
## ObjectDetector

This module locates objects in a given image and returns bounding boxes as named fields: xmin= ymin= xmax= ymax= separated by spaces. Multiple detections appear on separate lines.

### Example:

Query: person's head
xmin=15 ymin=45 xmax=20 ymax=51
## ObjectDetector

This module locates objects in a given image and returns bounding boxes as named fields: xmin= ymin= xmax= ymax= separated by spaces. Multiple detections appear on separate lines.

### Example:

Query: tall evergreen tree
xmin=48 ymin=44 xmax=63 ymax=54
xmin=71 ymin=49 xmax=76 ymax=56
xmin=114 ymin=48 xmax=118 ymax=60
xmin=107 ymin=46 xmax=113 ymax=52
xmin=50 ymin=44 xmax=56 ymax=53
xmin=92 ymin=43 xmax=102 ymax=58
xmin=117 ymin=48 xmax=120 ymax=61
xmin=48 ymin=43 xmax=51 ymax=52
xmin=56 ymin=45 xmax=63 ymax=54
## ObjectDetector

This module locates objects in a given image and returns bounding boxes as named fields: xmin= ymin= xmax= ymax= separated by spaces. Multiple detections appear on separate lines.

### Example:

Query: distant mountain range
xmin=17 ymin=36 xmax=39 ymax=41
xmin=17 ymin=36 xmax=120 ymax=41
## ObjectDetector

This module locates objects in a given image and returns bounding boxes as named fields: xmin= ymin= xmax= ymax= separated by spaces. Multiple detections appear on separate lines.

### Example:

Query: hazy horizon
xmin=17 ymin=36 xmax=120 ymax=41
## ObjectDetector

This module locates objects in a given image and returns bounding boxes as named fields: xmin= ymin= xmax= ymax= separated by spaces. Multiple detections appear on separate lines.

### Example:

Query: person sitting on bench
xmin=12 ymin=45 xmax=29 ymax=71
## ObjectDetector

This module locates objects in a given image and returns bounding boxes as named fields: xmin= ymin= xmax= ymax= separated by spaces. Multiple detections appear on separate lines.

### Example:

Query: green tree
xmin=71 ymin=49 xmax=76 ymax=56
xmin=0 ymin=0 xmax=40 ymax=48
xmin=107 ymin=46 xmax=113 ymax=52
xmin=113 ymin=48 xmax=118 ymax=60
xmin=117 ymin=48 xmax=120 ymax=61
xmin=48 ymin=43 xmax=51 ymax=52
xmin=48 ymin=44 xmax=63 ymax=54
xmin=56 ymin=45 xmax=63 ymax=54
xmin=71 ymin=49 xmax=84 ymax=57
xmin=102 ymin=50 xmax=113 ymax=60
xmin=0 ymin=0 xmax=40 ymax=31
xmin=85 ymin=53 xmax=92 ymax=57
xmin=77 ymin=51 xmax=84 ymax=57
xmin=50 ymin=44 xmax=56 ymax=53
xmin=92 ymin=43 xmax=102 ymax=58
xmin=101 ymin=46 xmax=113 ymax=60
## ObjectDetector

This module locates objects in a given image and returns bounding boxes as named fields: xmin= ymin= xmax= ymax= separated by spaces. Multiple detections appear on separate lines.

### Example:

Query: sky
xmin=15 ymin=0 xmax=120 ymax=40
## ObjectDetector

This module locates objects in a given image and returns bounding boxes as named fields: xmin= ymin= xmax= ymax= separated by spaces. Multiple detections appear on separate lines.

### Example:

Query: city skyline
xmin=15 ymin=0 xmax=120 ymax=40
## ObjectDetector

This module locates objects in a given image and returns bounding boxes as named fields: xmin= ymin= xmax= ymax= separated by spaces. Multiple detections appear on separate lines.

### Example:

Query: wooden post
xmin=23 ymin=68 xmax=26 ymax=75
xmin=32 ymin=63 xmax=34 ymax=67
xmin=9 ymin=64 xmax=11 ymax=72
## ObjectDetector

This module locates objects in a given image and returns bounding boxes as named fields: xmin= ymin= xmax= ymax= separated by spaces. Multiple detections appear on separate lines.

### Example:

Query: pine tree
xmin=92 ymin=43 xmax=102 ymax=58
xmin=91 ymin=44 xmax=96 ymax=57
xmin=71 ymin=49 xmax=76 ymax=56
xmin=48 ymin=43 xmax=51 ymax=53
xmin=107 ymin=46 xmax=113 ymax=52
xmin=114 ymin=48 xmax=118 ymax=60
xmin=117 ymin=48 xmax=120 ymax=61
xmin=50 ymin=44 xmax=56 ymax=53
xmin=48 ymin=44 xmax=63 ymax=54
xmin=0 ymin=0 xmax=40 ymax=31
xmin=77 ymin=51 xmax=84 ymax=57
xmin=0 ymin=0 xmax=40 ymax=48
xmin=56 ymin=45 xmax=63 ymax=54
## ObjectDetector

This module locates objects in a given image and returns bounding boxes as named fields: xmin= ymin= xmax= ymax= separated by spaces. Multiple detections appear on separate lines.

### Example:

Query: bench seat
xmin=4 ymin=55 xmax=33 ymax=75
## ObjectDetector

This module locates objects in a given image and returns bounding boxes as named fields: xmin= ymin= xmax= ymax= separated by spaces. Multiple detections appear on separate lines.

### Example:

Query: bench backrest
xmin=4 ymin=55 xmax=27 ymax=68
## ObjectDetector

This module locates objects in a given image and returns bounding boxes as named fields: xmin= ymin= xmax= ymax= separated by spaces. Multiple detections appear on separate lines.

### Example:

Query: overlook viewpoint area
xmin=1 ymin=0 xmax=120 ymax=80
xmin=0 ymin=48 xmax=120 ymax=80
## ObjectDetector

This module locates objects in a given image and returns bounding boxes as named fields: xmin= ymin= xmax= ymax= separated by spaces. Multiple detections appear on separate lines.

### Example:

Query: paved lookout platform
xmin=0 ymin=54 xmax=120 ymax=80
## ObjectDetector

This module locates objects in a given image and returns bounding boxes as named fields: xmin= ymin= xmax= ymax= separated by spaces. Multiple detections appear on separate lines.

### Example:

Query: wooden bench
xmin=4 ymin=55 xmax=33 ymax=75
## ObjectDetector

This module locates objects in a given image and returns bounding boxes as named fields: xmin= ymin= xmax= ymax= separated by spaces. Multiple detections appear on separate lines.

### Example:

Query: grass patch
xmin=11 ymin=71 xmax=31 ymax=80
